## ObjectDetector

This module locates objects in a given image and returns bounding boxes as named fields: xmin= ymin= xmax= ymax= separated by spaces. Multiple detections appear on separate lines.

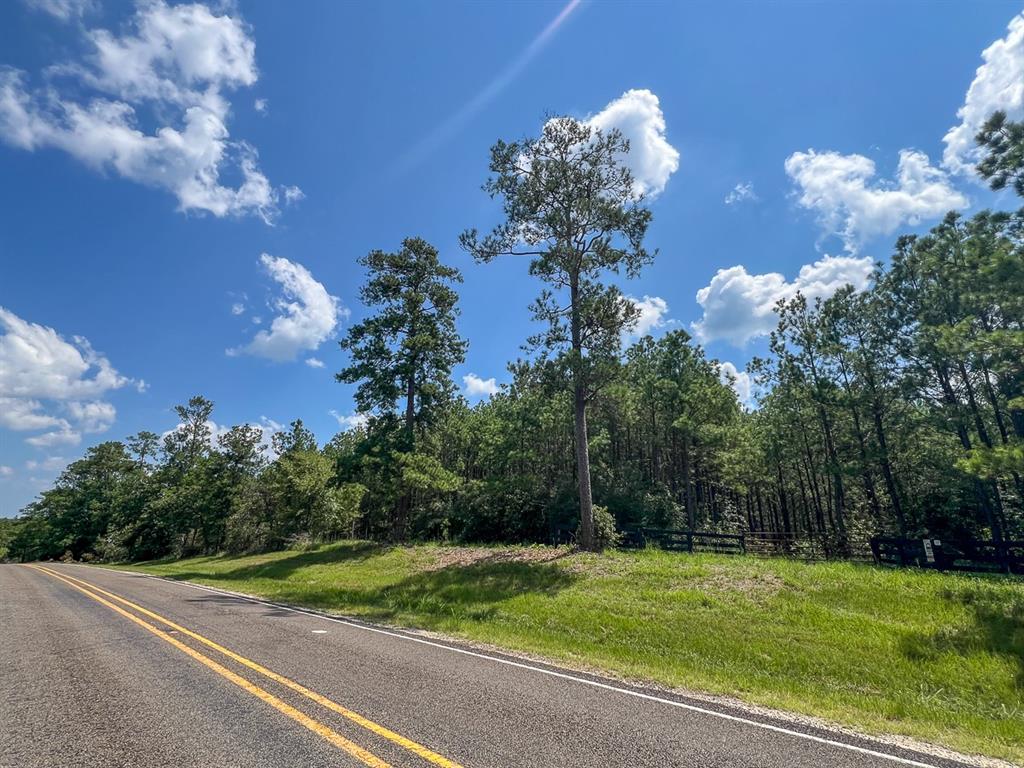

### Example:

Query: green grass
xmin=112 ymin=543 xmax=1024 ymax=763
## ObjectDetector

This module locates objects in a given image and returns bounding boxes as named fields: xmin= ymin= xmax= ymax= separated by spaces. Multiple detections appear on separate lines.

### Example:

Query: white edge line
xmin=70 ymin=564 xmax=948 ymax=768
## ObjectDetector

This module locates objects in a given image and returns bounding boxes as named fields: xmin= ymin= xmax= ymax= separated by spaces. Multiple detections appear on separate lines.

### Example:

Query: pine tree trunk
xmin=682 ymin=437 xmax=695 ymax=530
xmin=569 ymin=276 xmax=596 ymax=551
xmin=393 ymin=368 xmax=416 ymax=542
xmin=776 ymin=462 xmax=792 ymax=536
xmin=865 ymin=374 xmax=907 ymax=536
xmin=574 ymin=383 xmax=595 ymax=550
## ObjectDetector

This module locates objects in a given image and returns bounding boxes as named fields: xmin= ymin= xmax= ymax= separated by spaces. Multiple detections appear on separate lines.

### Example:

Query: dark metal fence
xmin=620 ymin=528 xmax=745 ymax=554
xmin=869 ymin=536 xmax=1024 ymax=575
xmin=547 ymin=524 xmax=1022 ymax=574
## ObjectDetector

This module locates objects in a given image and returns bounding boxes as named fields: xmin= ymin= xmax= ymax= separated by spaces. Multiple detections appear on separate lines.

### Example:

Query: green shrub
xmin=580 ymin=504 xmax=620 ymax=550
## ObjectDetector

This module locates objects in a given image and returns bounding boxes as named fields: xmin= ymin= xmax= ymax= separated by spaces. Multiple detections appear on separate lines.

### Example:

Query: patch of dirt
xmin=421 ymin=546 xmax=573 ymax=572
xmin=688 ymin=564 xmax=785 ymax=601
xmin=563 ymin=554 xmax=631 ymax=577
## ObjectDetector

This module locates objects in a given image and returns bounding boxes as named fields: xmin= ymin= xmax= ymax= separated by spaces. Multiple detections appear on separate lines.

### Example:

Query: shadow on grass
xmin=900 ymin=584 xmax=1024 ymax=689
xmin=172 ymin=550 xmax=579 ymax=629
xmin=301 ymin=558 xmax=580 ymax=626
xmin=159 ymin=541 xmax=386 ymax=583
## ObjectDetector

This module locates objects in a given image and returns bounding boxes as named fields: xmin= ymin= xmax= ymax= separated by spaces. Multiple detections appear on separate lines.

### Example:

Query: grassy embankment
xmin=114 ymin=543 xmax=1024 ymax=763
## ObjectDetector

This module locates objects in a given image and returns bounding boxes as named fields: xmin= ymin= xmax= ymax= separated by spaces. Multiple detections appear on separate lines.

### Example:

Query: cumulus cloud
xmin=0 ymin=307 xmax=137 ymax=447
xmin=624 ymin=295 xmax=670 ymax=340
xmin=693 ymin=254 xmax=874 ymax=346
xmin=586 ymin=89 xmax=679 ymax=198
xmin=0 ymin=465 xmax=12 ymax=478
xmin=0 ymin=307 xmax=132 ymax=400
xmin=785 ymin=149 xmax=967 ymax=253
xmin=718 ymin=361 xmax=753 ymax=407
xmin=230 ymin=255 xmax=345 ymax=362
xmin=0 ymin=398 xmax=65 ymax=431
xmin=231 ymin=302 xmax=246 ymax=316
xmin=724 ymin=181 xmax=757 ymax=205
xmin=463 ymin=373 xmax=499 ymax=398
xmin=254 ymin=97 xmax=268 ymax=114
xmin=329 ymin=410 xmax=369 ymax=431
xmin=305 ymin=357 xmax=325 ymax=369
xmin=943 ymin=13 xmax=1024 ymax=175
xmin=0 ymin=1 xmax=298 ymax=222
xmin=65 ymin=400 xmax=116 ymax=433
xmin=26 ymin=425 xmax=82 ymax=448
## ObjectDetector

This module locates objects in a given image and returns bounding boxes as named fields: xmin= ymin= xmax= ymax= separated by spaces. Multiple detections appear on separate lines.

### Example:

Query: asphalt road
xmin=0 ymin=563 xmax=984 ymax=768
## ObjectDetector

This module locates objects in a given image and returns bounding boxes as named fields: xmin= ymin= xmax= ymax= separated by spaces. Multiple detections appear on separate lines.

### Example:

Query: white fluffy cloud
xmin=230 ymin=255 xmax=345 ymax=362
xmin=725 ymin=181 xmax=757 ymax=205
xmin=0 ymin=1 xmax=298 ymax=222
xmin=304 ymin=357 xmax=325 ymax=369
xmin=785 ymin=149 xmax=967 ymax=253
xmin=329 ymin=410 xmax=369 ymax=431
xmin=65 ymin=400 xmax=116 ymax=433
xmin=693 ymin=254 xmax=874 ymax=346
xmin=26 ymin=425 xmax=81 ymax=448
xmin=0 ymin=398 xmax=65 ymax=431
xmin=0 ymin=465 xmax=13 ymax=478
xmin=586 ymin=89 xmax=679 ymax=198
xmin=718 ymin=361 xmax=753 ymax=407
xmin=943 ymin=13 xmax=1024 ymax=175
xmin=0 ymin=307 xmax=132 ymax=400
xmin=463 ymin=373 xmax=499 ymax=398
xmin=0 ymin=307 xmax=137 ymax=447
xmin=624 ymin=295 xmax=670 ymax=340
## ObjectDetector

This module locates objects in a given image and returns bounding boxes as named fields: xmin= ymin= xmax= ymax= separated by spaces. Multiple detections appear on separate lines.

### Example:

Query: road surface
xmin=0 ymin=563 xmax=981 ymax=768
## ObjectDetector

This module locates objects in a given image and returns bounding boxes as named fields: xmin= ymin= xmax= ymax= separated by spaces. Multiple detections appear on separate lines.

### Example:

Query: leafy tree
xmin=0 ymin=517 xmax=21 ymax=561
xmin=770 ymin=294 xmax=851 ymax=550
xmin=338 ymin=238 xmax=466 ymax=440
xmin=337 ymin=237 xmax=466 ymax=539
xmin=272 ymin=419 xmax=317 ymax=455
xmin=462 ymin=118 xmax=654 ymax=549
xmin=127 ymin=430 xmax=160 ymax=466
xmin=263 ymin=446 xmax=364 ymax=545
xmin=163 ymin=396 xmax=213 ymax=470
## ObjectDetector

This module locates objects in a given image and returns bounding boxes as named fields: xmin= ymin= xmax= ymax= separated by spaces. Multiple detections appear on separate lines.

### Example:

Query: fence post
xmin=999 ymin=540 xmax=1011 ymax=575
xmin=687 ymin=531 xmax=693 ymax=553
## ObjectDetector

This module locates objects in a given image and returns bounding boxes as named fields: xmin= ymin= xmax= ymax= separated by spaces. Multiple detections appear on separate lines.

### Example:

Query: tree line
xmin=5 ymin=112 xmax=1023 ymax=562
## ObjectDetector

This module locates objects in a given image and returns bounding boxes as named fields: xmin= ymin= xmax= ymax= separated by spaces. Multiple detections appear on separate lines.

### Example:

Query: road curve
xmin=0 ymin=563 xmax=982 ymax=768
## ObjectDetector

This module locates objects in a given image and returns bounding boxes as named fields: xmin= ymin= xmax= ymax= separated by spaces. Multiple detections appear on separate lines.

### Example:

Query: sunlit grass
xmin=112 ymin=543 xmax=1024 ymax=762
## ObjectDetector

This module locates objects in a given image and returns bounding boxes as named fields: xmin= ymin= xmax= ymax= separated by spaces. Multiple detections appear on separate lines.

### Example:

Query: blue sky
xmin=2 ymin=0 xmax=1023 ymax=515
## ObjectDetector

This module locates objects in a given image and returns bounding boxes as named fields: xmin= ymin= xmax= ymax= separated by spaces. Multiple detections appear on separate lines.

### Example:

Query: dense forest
xmin=5 ymin=112 xmax=1023 ymax=563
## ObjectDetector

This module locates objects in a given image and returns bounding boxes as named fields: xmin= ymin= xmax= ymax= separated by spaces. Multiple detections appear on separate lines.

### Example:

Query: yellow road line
xmin=29 ymin=565 xmax=391 ymax=768
xmin=34 ymin=566 xmax=464 ymax=768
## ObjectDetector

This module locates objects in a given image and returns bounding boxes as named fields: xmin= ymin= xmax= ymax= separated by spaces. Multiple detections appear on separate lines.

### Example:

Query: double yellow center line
xmin=29 ymin=565 xmax=463 ymax=768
